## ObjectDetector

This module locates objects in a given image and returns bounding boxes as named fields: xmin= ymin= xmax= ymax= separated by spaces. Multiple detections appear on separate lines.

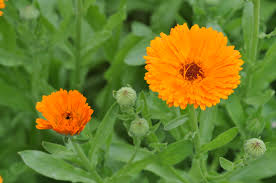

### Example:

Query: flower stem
xmin=70 ymin=140 xmax=103 ymax=183
xmin=73 ymin=0 xmax=82 ymax=90
xmin=189 ymin=106 xmax=209 ymax=182
xmin=251 ymin=0 xmax=260 ymax=62
xmin=110 ymin=139 xmax=141 ymax=181
xmin=189 ymin=106 xmax=200 ymax=153
xmin=168 ymin=166 xmax=190 ymax=183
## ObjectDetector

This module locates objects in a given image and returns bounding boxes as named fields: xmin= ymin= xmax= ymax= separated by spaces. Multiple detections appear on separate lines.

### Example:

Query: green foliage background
xmin=0 ymin=0 xmax=276 ymax=183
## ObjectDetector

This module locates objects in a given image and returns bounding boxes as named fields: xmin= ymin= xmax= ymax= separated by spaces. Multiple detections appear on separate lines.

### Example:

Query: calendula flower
xmin=144 ymin=24 xmax=243 ymax=110
xmin=0 ymin=0 xmax=6 ymax=16
xmin=0 ymin=176 xmax=3 ymax=183
xmin=36 ymin=89 xmax=94 ymax=135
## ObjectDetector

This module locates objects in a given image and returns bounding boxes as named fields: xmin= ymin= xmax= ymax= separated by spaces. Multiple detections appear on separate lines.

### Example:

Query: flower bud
xmin=244 ymin=138 xmax=266 ymax=158
xmin=129 ymin=118 xmax=149 ymax=137
xmin=114 ymin=86 xmax=136 ymax=108
xmin=20 ymin=5 xmax=40 ymax=20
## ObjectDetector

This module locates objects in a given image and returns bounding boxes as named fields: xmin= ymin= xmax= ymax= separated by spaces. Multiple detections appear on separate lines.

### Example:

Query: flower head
xmin=36 ymin=89 xmax=94 ymax=135
xmin=129 ymin=118 xmax=149 ymax=137
xmin=144 ymin=24 xmax=243 ymax=110
xmin=244 ymin=138 xmax=266 ymax=158
xmin=114 ymin=86 xmax=137 ymax=108
xmin=0 ymin=176 xmax=2 ymax=183
xmin=0 ymin=0 xmax=6 ymax=16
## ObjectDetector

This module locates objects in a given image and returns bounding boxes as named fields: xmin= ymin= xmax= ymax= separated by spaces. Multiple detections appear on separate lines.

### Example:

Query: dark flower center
xmin=180 ymin=63 xmax=204 ymax=81
xmin=65 ymin=112 xmax=73 ymax=120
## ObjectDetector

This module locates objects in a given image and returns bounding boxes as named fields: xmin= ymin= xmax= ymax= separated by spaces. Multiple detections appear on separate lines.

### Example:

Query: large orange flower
xmin=145 ymin=24 xmax=243 ymax=110
xmin=36 ymin=89 xmax=94 ymax=135
xmin=0 ymin=0 xmax=6 ymax=16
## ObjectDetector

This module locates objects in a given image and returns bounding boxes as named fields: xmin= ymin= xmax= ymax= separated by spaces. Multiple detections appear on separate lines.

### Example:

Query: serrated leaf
xmin=219 ymin=157 xmax=234 ymax=171
xmin=164 ymin=114 xmax=189 ymax=131
xmin=200 ymin=127 xmax=239 ymax=153
xmin=19 ymin=150 xmax=95 ymax=183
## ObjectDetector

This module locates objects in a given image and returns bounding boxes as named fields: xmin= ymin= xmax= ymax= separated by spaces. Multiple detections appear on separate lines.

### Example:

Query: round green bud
xmin=115 ymin=87 xmax=136 ymax=108
xmin=129 ymin=118 xmax=149 ymax=137
xmin=244 ymin=138 xmax=266 ymax=158
xmin=20 ymin=5 xmax=40 ymax=20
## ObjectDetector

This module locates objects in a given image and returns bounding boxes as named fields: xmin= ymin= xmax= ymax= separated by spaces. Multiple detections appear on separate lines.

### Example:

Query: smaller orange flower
xmin=0 ymin=0 xmax=6 ymax=16
xmin=0 ymin=176 xmax=3 ymax=183
xmin=36 ymin=89 xmax=94 ymax=135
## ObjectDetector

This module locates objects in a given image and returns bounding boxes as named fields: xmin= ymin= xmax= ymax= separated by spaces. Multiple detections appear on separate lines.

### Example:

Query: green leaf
xmin=19 ymin=150 xmax=95 ymax=183
xmin=245 ymin=89 xmax=275 ymax=107
xmin=82 ymin=0 xmax=127 ymax=62
xmin=249 ymin=40 xmax=276 ymax=95
xmin=0 ymin=48 xmax=29 ymax=67
xmin=225 ymin=94 xmax=245 ymax=136
xmin=151 ymin=0 xmax=183 ymax=32
xmin=124 ymin=37 xmax=153 ymax=66
xmin=199 ymin=107 xmax=217 ymax=145
xmin=0 ymin=19 xmax=16 ymax=50
xmin=158 ymin=140 xmax=193 ymax=165
xmin=89 ymin=103 xmax=119 ymax=160
xmin=0 ymin=78 xmax=33 ymax=112
xmin=131 ymin=22 xmax=153 ymax=37
xmin=0 ymin=162 xmax=29 ymax=183
xmin=242 ymin=1 xmax=254 ymax=61
xmin=219 ymin=157 xmax=234 ymax=171
xmin=109 ymin=142 xmax=193 ymax=182
xmin=42 ymin=141 xmax=68 ymax=154
xmin=230 ymin=149 xmax=276 ymax=181
xmin=86 ymin=4 xmax=106 ymax=31
xmin=200 ymin=127 xmax=239 ymax=153
xmin=164 ymin=114 xmax=189 ymax=131
xmin=42 ymin=141 xmax=77 ymax=161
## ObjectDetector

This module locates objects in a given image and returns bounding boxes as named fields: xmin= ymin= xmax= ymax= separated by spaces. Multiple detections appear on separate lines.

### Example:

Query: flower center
xmin=64 ymin=112 xmax=73 ymax=120
xmin=180 ymin=63 xmax=204 ymax=81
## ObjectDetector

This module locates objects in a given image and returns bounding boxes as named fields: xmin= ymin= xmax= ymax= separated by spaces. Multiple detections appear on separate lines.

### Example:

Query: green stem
xmin=168 ymin=166 xmax=190 ymax=183
xmin=189 ymin=106 xmax=209 ymax=182
xmin=244 ymin=0 xmax=260 ymax=97
xmin=71 ymin=140 xmax=103 ymax=183
xmin=110 ymin=139 xmax=140 ymax=181
xmin=73 ymin=0 xmax=82 ymax=90
xmin=189 ymin=106 xmax=200 ymax=153
xmin=251 ymin=0 xmax=260 ymax=62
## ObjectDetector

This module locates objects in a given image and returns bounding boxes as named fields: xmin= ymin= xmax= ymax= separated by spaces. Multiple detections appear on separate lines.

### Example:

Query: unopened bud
xmin=20 ymin=5 xmax=40 ymax=20
xmin=244 ymin=138 xmax=266 ymax=158
xmin=114 ymin=86 xmax=136 ymax=108
xmin=129 ymin=118 xmax=149 ymax=137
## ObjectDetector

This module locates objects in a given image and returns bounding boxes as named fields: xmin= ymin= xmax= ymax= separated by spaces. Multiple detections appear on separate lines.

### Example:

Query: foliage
xmin=0 ymin=0 xmax=276 ymax=183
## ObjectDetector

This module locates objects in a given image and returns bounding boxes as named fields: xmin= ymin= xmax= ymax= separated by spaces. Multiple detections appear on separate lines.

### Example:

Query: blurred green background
xmin=0 ymin=0 xmax=276 ymax=182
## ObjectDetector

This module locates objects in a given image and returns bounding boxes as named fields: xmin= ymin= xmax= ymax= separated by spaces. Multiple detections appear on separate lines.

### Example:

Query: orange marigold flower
xmin=0 ymin=176 xmax=2 ymax=183
xmin=0 ymin=0 xmax=6 ymax=16
xmin=144 ymin=24 xmax=243 ymax=110
xmin=35 ymin=89 xmax=94 ymax=135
